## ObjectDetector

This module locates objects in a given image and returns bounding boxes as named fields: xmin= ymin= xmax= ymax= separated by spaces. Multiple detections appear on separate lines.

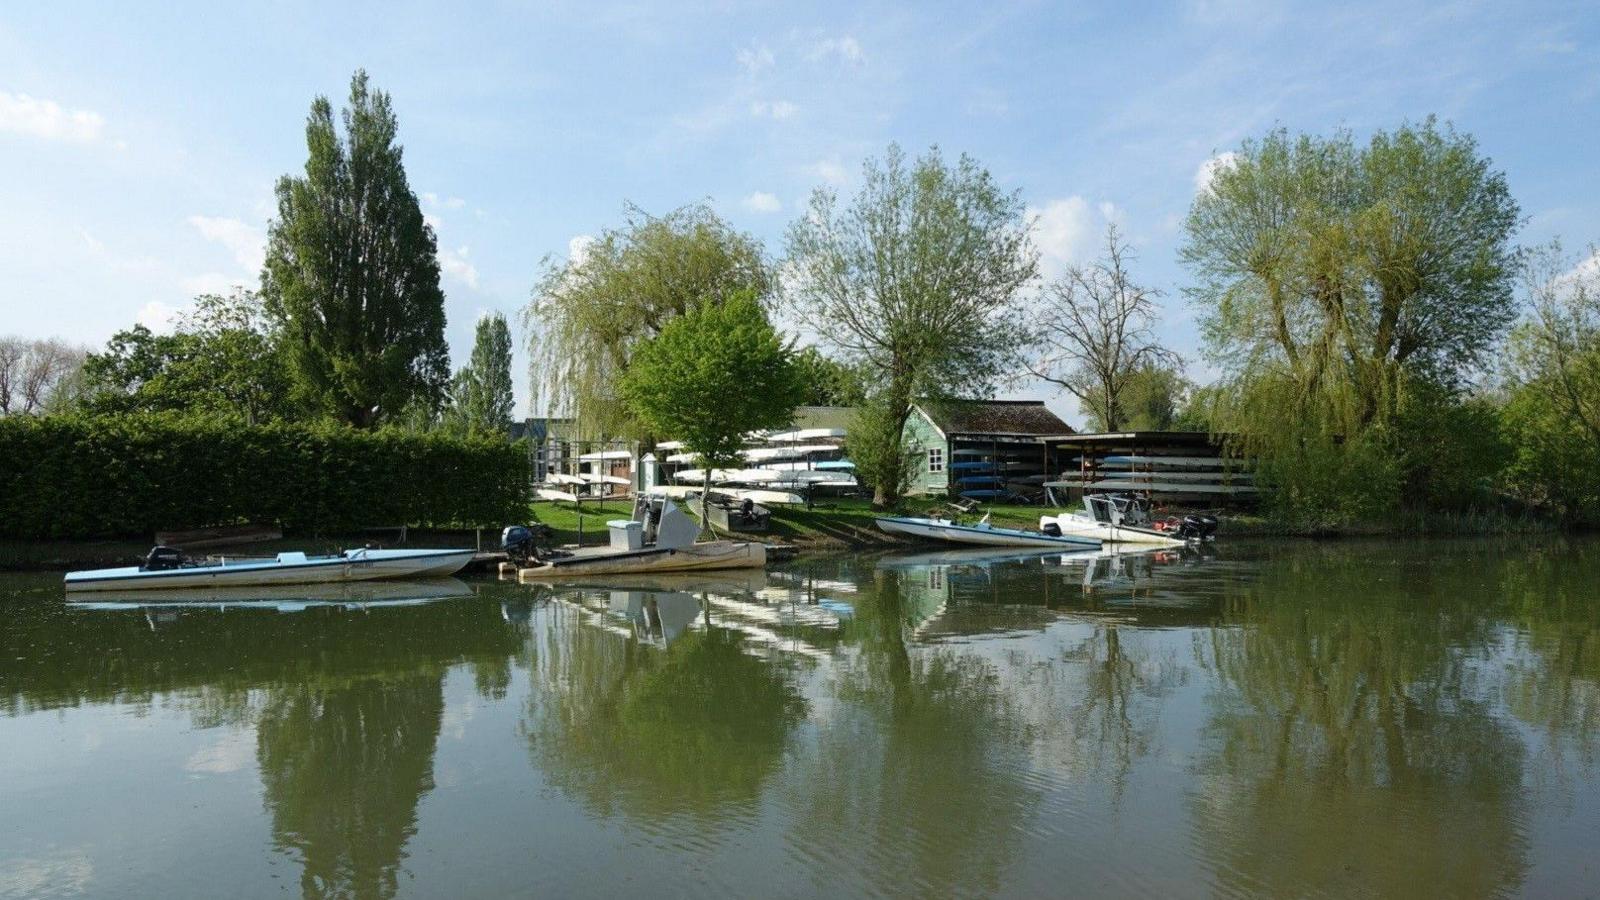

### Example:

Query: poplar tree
xmin=263 ymin=70 xmax=449 ymax=428
xmin=452 ymin=312 xmax=515 ymax=434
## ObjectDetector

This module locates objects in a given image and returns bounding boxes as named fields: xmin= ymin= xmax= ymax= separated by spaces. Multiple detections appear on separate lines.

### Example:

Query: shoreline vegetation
xmin=4 ymin=74 xmax=1597 ymax=551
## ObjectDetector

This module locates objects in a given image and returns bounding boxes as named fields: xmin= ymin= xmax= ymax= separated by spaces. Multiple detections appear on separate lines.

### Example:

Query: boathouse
xmin=1042 ymin=430 xmax=1256 ymax=506
xmin=903 ymin=400 xmax=1073 ymax=499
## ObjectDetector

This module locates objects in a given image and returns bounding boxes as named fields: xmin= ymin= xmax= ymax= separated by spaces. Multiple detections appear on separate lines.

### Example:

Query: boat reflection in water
xmin=528 ymin=568 xmax=853 ymax=656
xmin=66 ymin=577 xmax=475 ymax=616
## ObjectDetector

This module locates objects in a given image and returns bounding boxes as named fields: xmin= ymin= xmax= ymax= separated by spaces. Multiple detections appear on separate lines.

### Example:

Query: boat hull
xmin=875 ymin=517 xmax=1100 ymax=549
xmin=517 ymin=540 xmax=766 ymax=579
xmin=1036 ymin=514 xmax=1188 ymax=547
xmin=64 ymin=549 xmax=476 ymax=592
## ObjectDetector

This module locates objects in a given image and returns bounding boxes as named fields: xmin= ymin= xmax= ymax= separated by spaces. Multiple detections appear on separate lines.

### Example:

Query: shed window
xmin=927 ymin=447 xmax=944 ymax=473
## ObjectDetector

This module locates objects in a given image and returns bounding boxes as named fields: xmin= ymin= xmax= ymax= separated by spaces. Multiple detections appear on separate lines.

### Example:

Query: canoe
xmin=64 ymin=548 xmax=476 ymax=593
xmin=537 ymin=488 xmax=581 ymax=503
xmin=517 ymin=540 xmax=767 ymax=579
xmin=875 ymin=516 xmax=1100 ymax=549
xmin=949 ymin=461 xmax=996 ymax=471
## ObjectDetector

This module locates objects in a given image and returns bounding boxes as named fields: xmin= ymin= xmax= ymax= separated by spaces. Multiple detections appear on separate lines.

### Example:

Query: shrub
xmin=0 ymin=414 xmax=530 ymax=539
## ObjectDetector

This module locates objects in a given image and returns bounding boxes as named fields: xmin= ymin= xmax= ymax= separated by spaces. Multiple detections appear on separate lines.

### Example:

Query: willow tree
xmin=524 ymin=203 xmax=769 ymax=438
xmin=1501 ymin=242 xmax=1600 ymax=521
xmin=262 ymin=70 xmax=449 ymax=428
xmin=1183 ymin=119 xmax=1519 ymax=431
xmin=1181 ymin=120 xmax=1520 ymax=523
xmin=784 ymin=144 xmax=1038 ymax=506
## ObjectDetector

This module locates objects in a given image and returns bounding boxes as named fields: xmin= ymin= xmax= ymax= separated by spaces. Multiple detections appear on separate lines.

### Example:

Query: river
xmin=2 ymin=538 xmax=1597 ymax=898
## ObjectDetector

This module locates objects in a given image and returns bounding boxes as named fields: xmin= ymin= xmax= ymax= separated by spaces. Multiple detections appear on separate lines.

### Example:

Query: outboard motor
xmin=501 ymin=524 xmax=553 ymax=567
xmin=141 ymin=546 xmax=188 ymax=571
xmin=1041 ymin=521 xmax=1063 ymax=538
xmin=1176 ymin=515 xmax=1220 ymax=541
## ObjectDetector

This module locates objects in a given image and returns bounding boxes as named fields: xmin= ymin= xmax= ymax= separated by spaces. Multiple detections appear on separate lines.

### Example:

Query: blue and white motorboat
xmin=874 ymin=514 xmax=1101 ymax=549
xmin=63 ymin=546 xmax=477 ymax=593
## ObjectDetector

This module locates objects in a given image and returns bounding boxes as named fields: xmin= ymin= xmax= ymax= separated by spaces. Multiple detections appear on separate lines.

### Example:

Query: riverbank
xmin=1 ymin=497 xmax=1571 ymax=570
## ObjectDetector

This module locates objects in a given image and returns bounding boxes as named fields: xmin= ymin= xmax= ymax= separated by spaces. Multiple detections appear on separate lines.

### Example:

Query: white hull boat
xmin=1036 ymin=514 xmax=1189 ymax=546
xmin=64 ymin=547 xmax=476 ymax=593
xmin=1038 ymin=494 xmax=1218 ymax=547
xmin=875 ymin=516 xmax=1100 ymax=549
xmin=517 ymin=540 xmax=766 ymax=579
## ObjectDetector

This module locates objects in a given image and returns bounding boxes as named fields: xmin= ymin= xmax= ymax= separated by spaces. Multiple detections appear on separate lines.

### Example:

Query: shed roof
xmin=915 ymin=400 xmax=1072 ymax=438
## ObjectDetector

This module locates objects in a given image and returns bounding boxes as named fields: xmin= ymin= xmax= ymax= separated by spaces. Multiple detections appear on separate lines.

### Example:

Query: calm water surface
xmin=3 ymin=539 xmax=1598 ymax=898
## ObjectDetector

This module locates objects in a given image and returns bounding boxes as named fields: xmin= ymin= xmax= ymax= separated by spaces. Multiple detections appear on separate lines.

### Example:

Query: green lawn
xmin=526 ymin=495 xmax=1054 ymax=548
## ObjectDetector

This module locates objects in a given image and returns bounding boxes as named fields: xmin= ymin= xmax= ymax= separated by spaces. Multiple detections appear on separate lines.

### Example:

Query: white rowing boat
xmin=64 ymin=547 xmax=476 ymax=593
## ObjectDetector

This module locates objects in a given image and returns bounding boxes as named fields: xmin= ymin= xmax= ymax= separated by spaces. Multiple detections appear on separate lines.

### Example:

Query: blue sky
xmin=2 ymin=1 xmax=1596 ymax=423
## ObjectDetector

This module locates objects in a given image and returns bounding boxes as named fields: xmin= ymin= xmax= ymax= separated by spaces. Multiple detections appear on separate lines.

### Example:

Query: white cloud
xmin=136 ymin=300 xmax=186 ymax=333
xmin=180 ymin=273 xmax=242 ymax=297
xmin=736 ymin=42 xmax=775 ymax=74
xmin=439 ymin=245 xmax=479 ymax=289
xmin=187 ymin=215 xmax=265 ymax=273
xmin=567 ymin=234 xmax=595 ymax=266
xmin=0 ymin=850 xmax=93 ymax=899
xmin=802 ymin=157 xmax=849 ymax=186
xmin=423 ymin=213 xmax=444 ymax=232
xmin=185 ymin=730 xmax=255 ymax=775
xmin=1194 ymin=151 xmax=1239 ymax=194
xmin=742 ymin=191 xmax=782 ymax=213
xmin=750 ymin=99 xmax=798 ymax=119
xmin=807 ymin=35 xmax=864 ymax=65
xmin=1029 ymin=195 xmax=1121 ymax=276
xmin=0 ymin=90 xmax=105 ymax=142
xmin=422 ymin=191 xmax=466 ymax=209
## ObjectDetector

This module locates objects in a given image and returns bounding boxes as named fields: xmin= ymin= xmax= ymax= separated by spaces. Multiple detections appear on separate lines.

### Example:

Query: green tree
xmin=262 ymin=70 xmax=449 ymax=428
xmin=791 ymin=347 xmax=868 ymax=407
xmin=1500 ymin=242 xmax=1600 ymax=522
xmin=0 ymin=336 xmax=86 ymax=415
xmin=619 ymin=290 xmax=804 ymax=531
xmin=80 ymin=290 xmax=290 ymax=423
xmin=448 ymin=312 xmax=515 ymax=434
xmin=1180 ymin=120 xmax=1521 ymax=525
xmin=1028 ymin=225 xmax=1179 ymax=432
xmin=526 ymin=202 xmax=770 ymax=438
xmin=785 ymin=144 xmax=1038 ymax=506
xmin=1183 ymin=119 xmax=1519 ymax=429
xmin=1085 ymin=362 xmax=1190 ymax=432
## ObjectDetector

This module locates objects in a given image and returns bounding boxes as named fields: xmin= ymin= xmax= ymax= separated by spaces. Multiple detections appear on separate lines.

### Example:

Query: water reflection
xmin=1 ymin=540 xmax=1598 ymax=897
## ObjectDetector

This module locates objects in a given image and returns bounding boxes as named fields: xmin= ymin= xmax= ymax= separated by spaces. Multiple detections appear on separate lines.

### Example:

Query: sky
xmin=2 ymin=0 xmax=1596 ymax=424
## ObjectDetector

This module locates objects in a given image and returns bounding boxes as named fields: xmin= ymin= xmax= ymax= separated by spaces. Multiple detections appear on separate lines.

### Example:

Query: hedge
xmin=0 ymin=414 xmax=531 ymax=539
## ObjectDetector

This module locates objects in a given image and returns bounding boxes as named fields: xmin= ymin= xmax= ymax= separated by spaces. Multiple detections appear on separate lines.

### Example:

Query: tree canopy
xmin=80 ymin=290 xmax=290 ymax=423
xmin=449 ymin=312 xmax=515 ymax=435
xmin=0 ymin=336 xmax=85 ymax=415
xmin=618 ymin=290 xmax=804 ymax=528
xmin=526 ymin=202 xmax=770 ymax=438
xmin=262 ymin=70 xmax=449 ymax=428
xmin=1182 ymin=118 xmax=1520 ymax=429
xmin=784 ymin=143 xmax=1038 ymax=505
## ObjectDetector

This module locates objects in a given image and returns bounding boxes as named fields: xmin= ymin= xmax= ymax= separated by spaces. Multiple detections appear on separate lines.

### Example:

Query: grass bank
xmin=527 ymin=497 xmax=1048 ymax=549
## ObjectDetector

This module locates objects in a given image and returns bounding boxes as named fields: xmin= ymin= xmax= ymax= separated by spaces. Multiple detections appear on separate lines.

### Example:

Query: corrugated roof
xmin=915 ymin=400 xmax=1072 ymax=437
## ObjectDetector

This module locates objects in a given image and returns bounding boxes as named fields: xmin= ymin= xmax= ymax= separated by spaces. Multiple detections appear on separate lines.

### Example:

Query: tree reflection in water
xmin=1189 ymin=541 xmax=1535 ymax=897
xmin=257 ymin=675 xmax=445 ymax=900
xmin=523 ymin=593 xmax=808 ymax=825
